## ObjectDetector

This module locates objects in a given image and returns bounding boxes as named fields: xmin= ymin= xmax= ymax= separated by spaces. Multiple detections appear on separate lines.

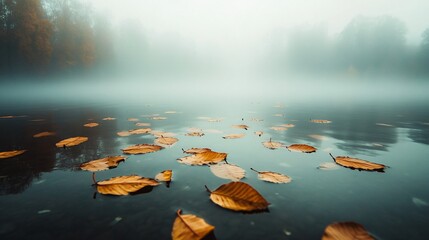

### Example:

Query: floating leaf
xmin=311 ymin=119 xmax=331 ymax=123
xmin=322 ymin=222 xmax=374 ymax=240
xmin=102 ymin=117 xmax=116 ymax=121
xmin=33 ymin=131 xmax=56 ymax=138
xmin=210 ymin=162 xmax=245 ymax=181
xmin=97 ymin=175 xmax=159 ymax=196
xmin=286 ymin=144 xmax=317 ymax=153
xmin=84 ymin=122 xmax=99 ymax=127
xmin=255 ymin=131 xmax=263 ymax=137
xmin=262 ymin=140 xmax=284 ymax=149
xmin=117 ymin=131 xmax=131 ymax=137
xmin=317 ymin=162 xmax=339 ymax=170
xmin=151 ymin=116 xmax=167 ymax=120
xmin=232 ymin=124 xmax=249 ymax=130
xmin=151 ymin=131 xmax=176 ymax=137
xmin=55 ymin=137 xmax=88 ymax=148
xmin=270 ymin=126 xmax=288 ymax=131
xmin=178 ymin=150 xmax=227 ymax=166
xmin=222 ymin=134 xmax=245 ymax=139
xmin=205 ymin=182 xmax=269 ymax=212
xmin=278 ymin=124 xmax=295 ymax=128
xmin=122 ymin=144 xmax=163 ymax=155
xmin=155 ymin=170 xmax=172 ymax=182
xmin=117 ymin=128 xmax=152 ymax=136
xmin=128 ymin=118 xmax=139 ymax=122
xmin=329 ymin=153 xmax=385 ymax=171
xmin=80 ymin=156 xmax=127 ymax=172
xmin=0 ymin=150 xmax=26 ymax=159
xmin=155 ymin=137 xmax=179 ymax=146
xmin=185 ymin=132 xmax=205 ymax=137
xmin=135 ymin=122 xmax=151 ymax=127
xmin=182 ymin=148 xmax=212 ymax=154
xmin=251 ymin=168 xmax=291 ymax=183
xmin=0 ymin=115 xmax=14 ymax=119
xmin=172 ymin=209 xmax=215 ymax=240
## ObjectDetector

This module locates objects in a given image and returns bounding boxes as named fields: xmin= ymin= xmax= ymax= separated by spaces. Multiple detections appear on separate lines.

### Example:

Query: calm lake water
xmin=0 ymin=94 xmax=428 ymax=239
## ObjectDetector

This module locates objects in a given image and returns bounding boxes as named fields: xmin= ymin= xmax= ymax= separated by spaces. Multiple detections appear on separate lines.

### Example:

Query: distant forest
xmin=1 ymin=0 xmax=429 ymax=79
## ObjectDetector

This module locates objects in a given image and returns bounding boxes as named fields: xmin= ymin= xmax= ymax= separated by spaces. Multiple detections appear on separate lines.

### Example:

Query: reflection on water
xmin=0 ymin=99 xmax=428 ymax=239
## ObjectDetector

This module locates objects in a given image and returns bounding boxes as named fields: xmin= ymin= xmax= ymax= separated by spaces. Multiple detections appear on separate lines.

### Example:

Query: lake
xmin=0 ymin=89 xmax=428 ymax=239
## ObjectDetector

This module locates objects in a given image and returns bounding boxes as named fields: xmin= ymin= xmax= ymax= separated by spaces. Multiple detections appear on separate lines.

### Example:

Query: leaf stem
xmin=204 ymin=185 xmax=212 ymax=193
xmin=250 ymin=168 xmax=260 ymax=173
xmin=329 ymin=153 xmax=336 ymax=162
xmin=92 ymin=172 xmax=97 ymax=185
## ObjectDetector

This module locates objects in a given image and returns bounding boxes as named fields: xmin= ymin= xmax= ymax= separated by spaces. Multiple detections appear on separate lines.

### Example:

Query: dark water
xmin=0 ymin=97 xmax=428 ymax=239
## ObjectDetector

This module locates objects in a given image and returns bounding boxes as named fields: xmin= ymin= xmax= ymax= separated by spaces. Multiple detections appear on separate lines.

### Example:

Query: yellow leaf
xmin=117 ymin=128 xmax=152 ymax=137
xmin=155 ymin=137 xmax=179 ymax=146
xmin=97 ymin=175 xmax=159 ymax=196
xmin=251 ymin=168 xmax=292 ymax=183
xmin=311 ymin=119 xmax=331 ymax=124
xmin=262 ymin=140 xmax=284 ymax=149
xmin=84 ymin=122 xmax=99 ymax=127
xmin=135 ymin=122 xmax=151 ymax=127
xmin=122 ymin=144 xmax=163 ymax=155
xmin=33 ymin=131 xmax=56 ymax=138
xmin=151 ymin=116 xmax=167 ymax=120
xmin=278 ymin=124 xmax=295 ymax=128
xmin=55 ymin=137 xmax=88 ymax=148
xmin=232 ymin=124 xmax=249 ymax=130
xmin=178 ymin=150 xmax=227 ymax=166
xmin=155 ymin=170 xmax=172 ymax=182
xmin=182 ymin=148 xmax=212 ymax=154
xmin=185 ymin=132 xmax=205 ymax=137
xmin=80 ymin=156 xmax=126 ymax=172
xmin=286 ymin=144 xmax=317 ymax=153
xmin=329 ymin=153 xmax=385 ymax=171
xmin=128 ymin=118 xmax=139 ymax=122
xmin=206 ymin=182 xmax=269 ymax=212
xmin=102 ymin=117 xmax=116 ymax=120
xmin=171 ymin=209 xmax=215 ymax=240
xmin=322 ymin=222 xmax=374 ymax=240
xmin=222 ymin=134 xmax=245 ymax=139
xmin=151 ymin=131 xmax=176 ymax=137
xmin=210 ymin=162 xmax=245 ymax=181
xmin=0 ymin=150 xmax=27 ymax=159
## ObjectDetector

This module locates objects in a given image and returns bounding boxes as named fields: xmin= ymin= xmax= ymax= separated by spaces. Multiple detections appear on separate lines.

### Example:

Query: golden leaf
xmin=278 ymin=124 xmax=295 ymax=128
xmin=182 ymin=148 xmax=212 ymax=154
xmin=155 ymin=170 xmax=172 ymax=182
xmin=206 ymin=182 xmax=269 ymax=212
xmin=232 ymin=124 xmax=249 ymax=130
xmin=135 ymin=122 xmax=151 ymax=127
xmin=311 ymin=119 xmax=331 ymax=124
xmin=251 ymin=168 xmax=292 ymax=183
xmin=186 ymin=132 xmax=205 ymax=137
xmin=254 ymin=131 xmax=263 ymax=137
xmin=262 ymin=140 xmax=284 ymax=149
xmin=210 ymin=162 xmax=245 ymax=181
xmin=172 ymin=209 xmax=215 ymax=240
xmin=329 ymin=153 xmax=385 ymax=171
xmin=80 ymin=156 xmax=126 ymax=172
xmin=178 ymin=150 xmax=227 ymax=166
xmin=117 ymin=128 xmax=152 ymax=136
xmin=151 ymin=131 xmax=176 ymax=137
xmin=102 ymin=117 xmax=116 ymax=120
xmin=287 ymin=144 xmax=317 ymax=153
xmin=322 ymin=222 xmax=374 ymax=240
xmin=33 ymin=131 xmax=56 ymax=138
xmin=222 ymin=134 xmax=245 ymax=139
xmin=155 ymin=137 xmax=179 ymax=146
xmin=0 ymin=150 xmax=27 ymax=159
xmin=117 ymin=131 xmax=131 ymax=137
xmin=55 ymin=137 xmax=88 ymax=148
xmin=97 ymin=175 xmax=160 ymax=196
xmin=84 ymin=122 xmax=99 ymax=127
xmin=122 ymin=144 xmax=163 ymax=155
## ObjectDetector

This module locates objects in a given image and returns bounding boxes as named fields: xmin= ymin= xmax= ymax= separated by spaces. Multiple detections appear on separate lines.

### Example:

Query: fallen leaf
xmin=151 ymin=116 xmax=167 ymax=120
xmin=210 ymin=162 xmax=245 ymax=181
xmin=278 ymin=124 xmax=295 ymax=128
xmin=205 ymin=182 xmax=269 ymax=212
xmin=172 ymin=209 xmax=215 ymax=240
xmin=33 ymin=131 xmax=56 ymax=138
xmin=317 ymin=162 xmax=339 ymax=170
xmin=329 ymin=153 xmax=385 ymax=171
xmin=232 ymin=124 xmax=249 ymax=130
xmin=322 ymin=222 xmax=374 ymax=240
xmin=117 ymin=128 xmax=152 ymax=136
xmin=182 ymin=148 xmax=212 ymax=154
xmin=270 ymin=126 xmax=288 ymax=131
xmin=0 ymin=115 xmax=14 ymax=119
xmin=84 ymin=122 xmax=99 ymax=127
xmin=80 ymin=156 xmax=127 ymax=172
xmin=286 ymin=144 xmax=317 ymax=153
xmin=122 ymin=144 xmax=163 ymax=155
xmin=255 ymin=131 xmax=263 ymax=137
xmin=185 ymin=132 xmax=205 ymax=137
xmin=310 ymin=119 xmax=331 ymax=123
xmin=128 ymin=118 xmax=139 ymax=122
xmin=135 ymin=122 xmax=151 ymax=127
xmin=262 ymin=140 xmax=284 ymax=149
xmin=0 ymin=150 xmax=27 ymax=159
xmin=155 ymin=137 xmax=179 ymax=146
xmin=97 ymin=175 xmax=159 ymax=195
xmin=178 ymin=150 xmax=227 ymax=166
xmin=151 ymin=131 xmax=176 ymax=137
xmin=250 ymin=168 xmax=292 ymax=183
xmin=102 ymin=117 xmax=116 ymax=120
xmin=222 ymin=134 xmax=245 ymax=139
xmin=55 ymin=137 xmax=88 ymax=148
xmin=155 ymin=170 xmax=172 ymax=182
xmin=117 ymin=131 xmax=131 ymax=137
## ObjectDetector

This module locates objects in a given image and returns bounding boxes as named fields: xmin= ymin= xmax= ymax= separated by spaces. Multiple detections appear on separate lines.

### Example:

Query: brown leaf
xmin=178 ymin=150 xmax=227 ymax=166
xmin=329 ymin=153 xmax=385 ymax=171
xmin=33 ymin=131 xmax=56 ymax=138
xmin=287 ymin=144 xmax=317 ymax=153
xmin=102 ymin=117 xmax=116 ymax=120
xmin=122 ymin=144 xmax=163 ymax=155
xmin=97 ymin=175 xmax=159 ymax=195
xmin=182 ymin=148 xmax=212 ymax=154
xmin=251 ymin=168 xmax=292 ymax=183
xmin=222 ymin=134 xmax=245 ymax=139
xmin=262 ymin=140 xmax=284 ymax=149
xmin=155 ymin=170 xmax=172 ymax=182
xmin=172 ymin=209 xmax=215 ymax=240
xmin=151 ymin=116 xmax=167 ymax=120
xmin=254 ymin=131 xmax=263 ymax=137
xmin=311 ymin=119 xmax=331 ymax=123
xmin=117 ymin=128 xmax=152 ymax=136
xmin=278 ymin=124 xmax=295 ymax=128
xmin=232 ymin=124 xmax=249 ymax=130
xmin=155 ymin=137 xmax=179 ymax=146
xmin=84 ymin=122 xmax=99 ymax=127
xmin=210 ymin=162 xmax=245 ymax=181
xmin=0 ymin=150 xmax=27 ymax=159
xmin=206 ymin=182 xmax=269 ymax=212
xmin=151 ymin=131 xmax=176 ymax=137
xmin=128 ymin=118 xmax=139 ymax=122
xmin=322 ymin=222 xmax=374 ymax=240
xmin=186 ymin=132 xmax=205 ymax=137
xmin=55 ymin=137 xmax=88 ymax=148
xmin=80 ymin=156 xmax=126 ymax=172
xmin=135 ymin=122 xmax=151 ymax=127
